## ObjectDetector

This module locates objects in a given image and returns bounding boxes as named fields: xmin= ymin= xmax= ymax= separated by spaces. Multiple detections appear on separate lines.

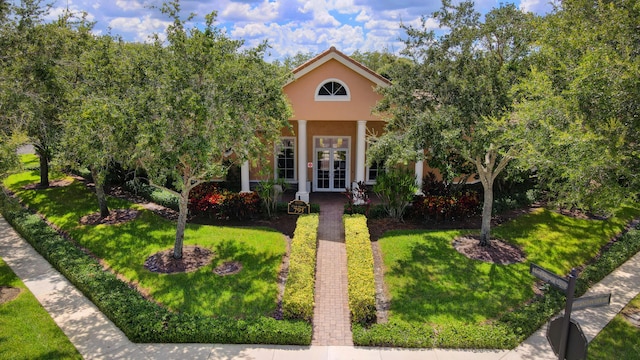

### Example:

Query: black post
xmin=558 ymin=268 xmax=577 ymax=360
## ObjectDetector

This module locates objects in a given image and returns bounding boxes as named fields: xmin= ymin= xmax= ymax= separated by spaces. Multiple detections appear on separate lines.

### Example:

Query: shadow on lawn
xmin=141 ymin=237 xmax=284 ymax=318
xmin=385 ymin=231 xmax=532 ymax=325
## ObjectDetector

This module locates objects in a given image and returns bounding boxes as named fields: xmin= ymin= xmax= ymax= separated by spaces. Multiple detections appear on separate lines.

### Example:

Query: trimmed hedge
xmin=0 ymin=190 xmax=311 ymax=344
xmin=575 ymin=223 xmax=640 ymax=296
xmin=344 ymin=214 xmax=377 ymax=324
xmin=353 ymin=320 xmax=519 ymax=349
xmin=282 ymin=214 xmax=318 ymax=322
xmin=124 ymin=181 xmax=180 ymax=211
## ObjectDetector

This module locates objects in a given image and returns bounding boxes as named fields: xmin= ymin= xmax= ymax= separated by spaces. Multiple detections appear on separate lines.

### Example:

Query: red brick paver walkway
xmin=311 ymin=194 xmax=353 ymax=346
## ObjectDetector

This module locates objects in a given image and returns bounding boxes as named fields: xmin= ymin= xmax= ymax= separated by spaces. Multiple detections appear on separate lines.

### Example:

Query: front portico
xmin=241 ymin=47 xmax=428 ymax=201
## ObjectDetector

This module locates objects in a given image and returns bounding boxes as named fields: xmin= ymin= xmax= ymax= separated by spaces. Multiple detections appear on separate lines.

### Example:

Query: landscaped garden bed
xmin=0 ymin=160 xmax=312 ymax=344
xmin=356 ymin=204 xmax=640 ymax=348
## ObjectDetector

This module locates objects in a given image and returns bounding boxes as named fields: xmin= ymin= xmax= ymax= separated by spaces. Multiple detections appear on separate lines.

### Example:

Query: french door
xmin=314 ymin=137 xmax=350 ymax=192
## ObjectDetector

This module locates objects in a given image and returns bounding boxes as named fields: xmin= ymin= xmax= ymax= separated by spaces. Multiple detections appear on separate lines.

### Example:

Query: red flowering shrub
xmin=188 ymin=182 xmax=261 ymax=220
xmin=411 ymin=191 xmax=480 ymax=222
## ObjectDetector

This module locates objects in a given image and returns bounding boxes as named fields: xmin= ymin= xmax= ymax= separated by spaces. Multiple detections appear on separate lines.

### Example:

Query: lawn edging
xmin=343 ymin=214 xmax=377 ymax=324
xmin=0 ymin=189 xmax=311 ymax=345
xmin=282 ymin=213 xmax=318 ymax=321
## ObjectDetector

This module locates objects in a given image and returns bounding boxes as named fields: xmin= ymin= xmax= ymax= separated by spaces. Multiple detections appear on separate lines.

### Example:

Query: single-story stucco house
xmin=238 ymin=47 xmax=436 ymax=202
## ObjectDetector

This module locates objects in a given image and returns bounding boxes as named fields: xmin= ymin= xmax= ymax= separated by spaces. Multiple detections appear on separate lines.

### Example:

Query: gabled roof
xmin=286 ymin=46 xmax=391 ymax=88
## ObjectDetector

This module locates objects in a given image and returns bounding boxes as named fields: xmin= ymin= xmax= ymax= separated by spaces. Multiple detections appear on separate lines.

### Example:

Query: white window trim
xmin=274 ymin=137 xmax=297 ymax=183
xmin=365 ymin=160 xmax=380 ymax=185
xmin=314 ymin=78 xmax=351 ymax=102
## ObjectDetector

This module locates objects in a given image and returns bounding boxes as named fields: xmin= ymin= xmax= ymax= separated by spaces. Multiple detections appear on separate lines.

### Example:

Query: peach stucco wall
xmin=245 ymin=51 xmax=446 ymax=187
xmin=283 ymin=59 xmax=383 ymax=121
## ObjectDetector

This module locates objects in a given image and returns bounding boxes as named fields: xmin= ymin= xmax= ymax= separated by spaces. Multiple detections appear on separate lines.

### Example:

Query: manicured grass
xmin=364 ymin=205 xmax=640 ymax=347
xmin=0 ymin=258 xmax=81 ymax=359
xmin=3 ymin=169 xmax=287 ymax=319
xmin=379 ymin=229 xmax=533 ymax=326
xmin=589 ymin=293 xmax=640 ymax=359
xmin=493 ymin=206 xmax=639 ymax=275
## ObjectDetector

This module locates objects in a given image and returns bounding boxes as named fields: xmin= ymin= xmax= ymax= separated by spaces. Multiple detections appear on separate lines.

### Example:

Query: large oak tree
xmin=135 ymin=1 xmax=291 ymax=259
xmin=373 ymin=1 xmax=535 ymax=245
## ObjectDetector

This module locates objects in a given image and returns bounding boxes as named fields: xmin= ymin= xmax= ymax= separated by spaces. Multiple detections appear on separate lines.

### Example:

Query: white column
xmin=240 ymin=160 xmax=251 ymax=193
xmin=415 ymin=159 xmax=424 ymax=195
xmin=355 ymin=120 xmax=367 ymax=184
xmin=295 ymin=120 xmax=309 ymax=202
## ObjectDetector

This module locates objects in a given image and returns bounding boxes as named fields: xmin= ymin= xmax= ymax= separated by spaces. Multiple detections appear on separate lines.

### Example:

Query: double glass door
xmin=314 ymin=137 xmax=349 ymax=191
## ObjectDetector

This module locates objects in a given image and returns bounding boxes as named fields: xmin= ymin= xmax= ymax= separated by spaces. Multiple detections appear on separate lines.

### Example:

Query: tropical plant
xmin=373 ymin=166 xmax=417 ymax=220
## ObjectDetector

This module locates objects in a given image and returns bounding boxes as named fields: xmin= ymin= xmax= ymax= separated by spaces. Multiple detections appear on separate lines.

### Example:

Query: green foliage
xmin=354 ymin=205 xmax=640 ymax=348
xmin=1 ymin=2 xmax=94 ymax=187
xmin=575 ymin=225 xmax=640 ymax=296
xmin=0 ymin=130 xmax=26 ymax=178
xmin=131 ymin=2 xmax=292 ymax=257
xmin=372 ymin=1 xmax=535 ymax=242
xmin=511 ymin=0 xmax=640 ymax=212
xmin=373 ymin=167 xmax=417 ymax=220
xmin=0 ymin=182 xmax=311 ymax=345
xmin=353 ymin=319 xmax=519 ymax=349
xmin=344 ymin=203 xmax=387 ymax=219
xmin=282 ymin=214 xmax=318 ymax=322
xmin=255 ymin=177 xmax=287 ymax=218
xmin=124 ymin=180 xmax=180 ymax=211
xmin=344 ymin=214 xmax=377 ymax=324
xmin=0 ymin=257 xmax=82 ymax=359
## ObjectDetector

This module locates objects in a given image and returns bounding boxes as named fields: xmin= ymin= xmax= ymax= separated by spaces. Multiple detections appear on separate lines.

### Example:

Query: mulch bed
xmin=79 ymin=209 xmax=140 ymax=225
xmin=144 ymin=246 xmax=214 ymax=274
xmin=212 ymin=261 xmax=243 ymax=276
xmin=453 ymin=235 xmax=526 ymax=265
xmin=0 ymin=286 xmax=21 ymax=304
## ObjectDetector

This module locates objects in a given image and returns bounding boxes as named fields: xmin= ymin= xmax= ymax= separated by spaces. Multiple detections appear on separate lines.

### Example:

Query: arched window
xmin=315 ymin=79 xmax=350 ymax=101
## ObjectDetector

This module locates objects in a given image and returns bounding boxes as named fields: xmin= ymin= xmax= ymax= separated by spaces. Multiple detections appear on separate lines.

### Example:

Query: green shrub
xmin=344 ymin=214 xmax=377 ymax=324
xmin=124 ymin=180 xmax=180 ymax=211
xmin=575 ymin=225 xmax=640 ymax=296
xmin=343 ymin=203 xmax=387 ymax=219
xmin=353 ymin=320 xmax=519 ymax=349
xmin=282 ymin=214 xmax=318 ymax=321
xmin=373 ymin=167 xmax=417 ymax=220
xmin=0 ymin=190 xmax=311 ymax=345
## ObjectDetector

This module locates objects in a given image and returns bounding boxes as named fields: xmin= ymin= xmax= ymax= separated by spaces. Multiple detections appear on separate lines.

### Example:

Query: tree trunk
xmin=174 ymin=187 xmax=190 ymax=259
xmin=480 ymin=182 xmax=494 ymax=246
xmin=90 ymin=168 xmax=110 ymax=218
xmin=38 ymin=150 xmax=49 ymax=188
xmin=475 ymin=146 xmax=512 ymax=247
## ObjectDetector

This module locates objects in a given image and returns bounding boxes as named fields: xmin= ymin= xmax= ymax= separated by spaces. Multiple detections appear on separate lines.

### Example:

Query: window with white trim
xmin=366 ymin=160 xmax=384 ymax=183
xmin=315 ymin=79 xmax=350 ymax=101
xmin=275 ymin=138 xmax=295 ymax=181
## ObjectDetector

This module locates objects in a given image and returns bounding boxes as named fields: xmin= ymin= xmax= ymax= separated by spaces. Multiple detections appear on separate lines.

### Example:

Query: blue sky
xmin=39 ymin=0 xmax=555 ymax=60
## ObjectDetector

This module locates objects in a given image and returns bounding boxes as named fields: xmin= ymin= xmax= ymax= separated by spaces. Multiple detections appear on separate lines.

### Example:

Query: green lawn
xmin=378 ymin=206 xmax=640 ymax=328
xmin=0 ymin=258 xmax=81 ymax=360
xmin=3 ymin=169 xmax=287 ymax=319
xmin=589 ymin=293 xmax=640 ymax=359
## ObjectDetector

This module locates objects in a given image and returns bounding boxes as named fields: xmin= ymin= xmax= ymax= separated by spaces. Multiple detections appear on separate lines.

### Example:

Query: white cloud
xmin=519 ymin=0 xmax=556 ymax=14
xmin=108 ymin=15 xmax=171 ymax=42
xmin=221 ymin=0 xmax=280 ymax=22
xmin=297 ymin=1 xmax=340 ymax=27
xmin=115 ymin=0 xmax=145 ymax=12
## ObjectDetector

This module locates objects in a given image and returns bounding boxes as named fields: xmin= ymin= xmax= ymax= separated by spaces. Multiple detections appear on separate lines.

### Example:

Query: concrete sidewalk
xmin=2 ymin=214 xmax=639 ymax=359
